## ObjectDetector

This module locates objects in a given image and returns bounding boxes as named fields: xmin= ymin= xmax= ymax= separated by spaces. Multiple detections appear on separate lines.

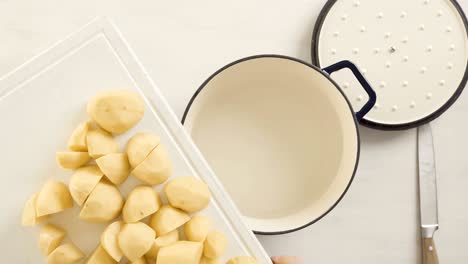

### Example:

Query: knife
xmin=417 ymin=124 xmax=439 ymax=264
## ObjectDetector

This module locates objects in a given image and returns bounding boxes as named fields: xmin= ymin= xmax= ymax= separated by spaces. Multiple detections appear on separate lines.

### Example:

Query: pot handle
xmin=322 ymin=60 xmax=376 ymax=121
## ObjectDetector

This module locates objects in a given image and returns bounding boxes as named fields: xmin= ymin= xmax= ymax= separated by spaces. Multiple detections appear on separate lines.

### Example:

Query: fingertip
xmin=271 ymin=256 xmax=303 ymax=264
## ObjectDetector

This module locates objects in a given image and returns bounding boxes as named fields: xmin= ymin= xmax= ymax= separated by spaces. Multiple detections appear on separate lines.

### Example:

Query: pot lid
xmin=312 ymin=0 xmax=468 ymax=129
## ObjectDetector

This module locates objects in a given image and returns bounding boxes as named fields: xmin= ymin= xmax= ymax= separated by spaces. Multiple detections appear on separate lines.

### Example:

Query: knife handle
xmin=422 ymin=237 xmax=439 ymax=264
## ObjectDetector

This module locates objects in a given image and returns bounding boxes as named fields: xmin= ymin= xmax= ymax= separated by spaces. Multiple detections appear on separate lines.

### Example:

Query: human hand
xmin=271 ymin=256 xmax=303 ymax=264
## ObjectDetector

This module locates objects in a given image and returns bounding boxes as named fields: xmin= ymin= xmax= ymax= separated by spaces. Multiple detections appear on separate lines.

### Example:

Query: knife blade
xmin=417 ymin=124 xmax=439 ymax=264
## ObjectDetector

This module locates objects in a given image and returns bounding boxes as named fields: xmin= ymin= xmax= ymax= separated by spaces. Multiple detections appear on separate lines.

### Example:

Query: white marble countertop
xmin=1 ymin=0 xmax=467 ymax=263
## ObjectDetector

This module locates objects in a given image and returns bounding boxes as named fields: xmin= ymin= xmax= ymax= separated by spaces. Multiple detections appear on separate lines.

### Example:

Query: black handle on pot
xmin=322 ymin=60 xmax=376 ymax=121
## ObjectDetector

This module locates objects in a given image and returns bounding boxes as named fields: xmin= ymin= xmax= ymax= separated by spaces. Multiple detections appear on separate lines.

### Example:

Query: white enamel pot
xmin=182 ymin=55 xmax=376 ymax=234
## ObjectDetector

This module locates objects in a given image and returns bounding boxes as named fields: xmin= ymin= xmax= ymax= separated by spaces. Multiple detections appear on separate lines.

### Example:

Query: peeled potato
xmin=131 ymin=145 xmax=171 ymax=185
xmin=80 ymin=180 xmax=123 ymax=222
xmin=164 ymin=176 xmax=211 ymax=213
xmin=156 ymin=241 xmax=203 ymax=264
xmin=96 ymin=153 xmax=130 ymax=185
xmin=123 ymin=185 xmax=161 ymax=223
xmin=87 ymin=128 xmax=118 ymax=158
xmin=68 ymin=121 xmax=90 ymax=151
xmin=38 ymin=224 xmax=66 ymax=255
xmin=200 ymin=257 xmax=220 ymax=264
xmin=118 ymin=222 xmax=155 ymax=261
xmin=56 ymin=152 xmax=91 ymax=169
xmin=36 ymin=180 xmax=73 ymax=217
xmin=132 ymin=144 xmax=172 ymax=185
xmin=126 ymin=132 xmax=161 ymax=168
xmin=22 ymin=192 xmax=48 ymax=226
xmin=85 ymin=245 xmax=116 ymax=264
xmin=87 ymin=90 xmax=145 ymax=134
xmin=69 ymin=165 xmax=104 ymax=206
xmin=203 ymin=231 xmax=228 ymax=259
xmin=131 ymin=257 xmax=147 ymax=264
xmin=184 ymin=215 xmax=211 ymax=242
xmin=100 ymin=221 xmax=124 ymax=261
xmin=145 ymin=229 xmax=179 ymax=260
xmin=226 ymin=257 xmax=259 ymax=264
xmin=47 ymin=243 xmax=84 ymax=264
xmin=149 ymin=205 xmax=190 ymax=235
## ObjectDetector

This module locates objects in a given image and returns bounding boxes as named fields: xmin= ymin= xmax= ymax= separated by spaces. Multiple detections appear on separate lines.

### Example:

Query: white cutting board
xmin=0 ymin=18 xmax=270 ymax=263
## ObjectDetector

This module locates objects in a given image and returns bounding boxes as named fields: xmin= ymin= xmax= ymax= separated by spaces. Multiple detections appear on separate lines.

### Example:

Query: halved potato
xmin=36 ymin=180 xmax=73 ymax=217
xmin=80 ymin=180 xmax=123 ymax=222
xmin=184 ymin=215 xmax=211 ymax=242
xmin=87 ymin=128 xmax=118 ymax=158
xmin=100 ymin=221 xmax=124 ymax=261
xmin=203 ymin=231 xmax=228 ymax=259
xmin=87 ymin=90 xmax=145 ymax=134
xmin=200 ymin=257 xmax=220 ymax=264
xmin=69 ymin=165 xmax=104 ymax=206
xmin=123 ymin=185 xmax=161 ymax=223
xmin=38 ymin=224 xmax=66 ymax=255
xmin=164 ymin=176 xmax=211 ymax=213
xmin=47 ymin=242 xmax=84 ymax=264
xmin=149 ymin=205 xmax=190 ymax=236
xmin=156 ymin=241 xmax=203 ymax=264
xmin=126 ymin=132 xmax=160 ymax=168
xmin=145 ymin=229 xmax=179 ymax=260
xmin=131 ymin=145 xmax=171 ymax=185
xmin=68 ymin=121 xmax=90 ymax=151
xmin=226 ymin=257 xmax=259 ymax=264
xmin=118 ymin=222 xmax=155 ymax=261
xmin=85 ymin=245 xmax=116 ymax=264
xmin=22 ymin=192 xmax=48 ymax=226
xmin=56 ymin=152 xmax=91 ymax=169
xmin=131 ymin=257 xmax=147 ymax=264
xmin=96 ymin=153 xmax=130 ymax=185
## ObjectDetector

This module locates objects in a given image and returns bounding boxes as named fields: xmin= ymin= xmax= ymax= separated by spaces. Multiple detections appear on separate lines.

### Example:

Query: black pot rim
xmin=182 ymin=54 xmax=362 ymax=235
xmin=311 ymin=0 xmax=468 ymax=130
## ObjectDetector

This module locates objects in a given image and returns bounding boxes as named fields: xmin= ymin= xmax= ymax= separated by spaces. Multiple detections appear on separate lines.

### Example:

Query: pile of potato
xmin=21 ymin=90 xmax=259 ymax=264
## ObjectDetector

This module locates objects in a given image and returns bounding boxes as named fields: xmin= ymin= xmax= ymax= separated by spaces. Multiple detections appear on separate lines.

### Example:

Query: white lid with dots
xmin=312 ymin=0 xmax=468 ymax=129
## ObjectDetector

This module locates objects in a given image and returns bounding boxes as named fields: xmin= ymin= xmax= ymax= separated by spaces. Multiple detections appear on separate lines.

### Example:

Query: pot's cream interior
xmin=184 ymin=57 xmax=358 ymax=233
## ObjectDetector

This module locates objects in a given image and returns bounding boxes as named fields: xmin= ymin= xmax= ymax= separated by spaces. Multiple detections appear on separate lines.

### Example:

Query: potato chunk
xmin=56 ymin=152 xmax=91 ymax=169
xmin=184 ymin=215 xmax=211 ymax=242
xmin=96 ymin=153 xmax=130 ymax=185
xmin=38 ymin=224 xmax=66 ymax=255
xmin=85 ymin=245 xmax=116 ymax=264
xmin=36 ymin=180 xmax=73 ymax=217
xmin=131 ymin=257 xmax=147 ymax=264
xmin=226 ymin=257 xmax=259 ymax=264
xmin=156 ymin=241 xmax=203 ymax=264
xmin=149 ymin=205 xmax=190 ymax=235
xmin=100 ymin=221 xmax=124 ymax=261
xmin=47 ymin=242 xmax=84 ymax=264
xmin=126 ymin=132 xmax=160 ymax=168
xmin=22 ymin=192 xmax=48 ymax=226
xmin=123 ymin=185 xmax=161 ymax=223
xmin=145 ymin=229 xmax=179 ymax=260
xmin=164 ymin=176 xmax=211 ymax=213
xmin=203 ymin=231 xmax=228 ymax=259
xmin=200 ymin=257 xmax=220 ymax=264
xmin=131 ymin=145 xmax=171 ymax=185
xmin=87 ymin=90 xmax=145 ymax=134
xmin=68 ymin=121 xmax=90 ymax=151
xmin=87 ymin=128 xmax=118 ymax=158
xmin=69 ymin=165 xmax=104 ymax=206
xmin=118 ymin=222 xmax=155 ymax=261
xmin=80 ymin=180 xmax=123 ymax=222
